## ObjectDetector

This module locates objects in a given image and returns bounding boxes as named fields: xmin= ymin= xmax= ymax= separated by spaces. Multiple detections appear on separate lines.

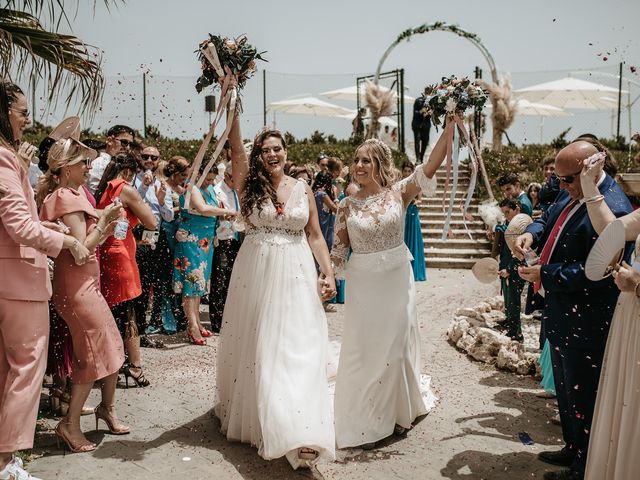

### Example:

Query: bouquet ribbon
xmin=184 ymin=63 xmax=237 ymax=210
xmin=440 ymin=117 xmax=479 ymax=240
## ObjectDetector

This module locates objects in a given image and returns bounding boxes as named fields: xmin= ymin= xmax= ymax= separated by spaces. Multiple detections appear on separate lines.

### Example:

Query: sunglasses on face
xmin=11 ymin=108 xmax=30 ymax=118
xmin=118 ymin=138 xmax=133 ymax=148
xmin=141 ymin=154 xmax=159 ymax=161
xmin=553 ymin=171 xmax=582 ymax=184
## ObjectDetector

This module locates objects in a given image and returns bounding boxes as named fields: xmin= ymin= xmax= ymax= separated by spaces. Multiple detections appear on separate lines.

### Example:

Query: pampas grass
xmin=365 ymin=80 xmax=396 ymax=138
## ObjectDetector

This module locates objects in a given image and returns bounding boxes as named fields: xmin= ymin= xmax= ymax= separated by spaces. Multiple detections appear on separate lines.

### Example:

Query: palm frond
xmin=0 ymin=8 xmax=104 ymax=114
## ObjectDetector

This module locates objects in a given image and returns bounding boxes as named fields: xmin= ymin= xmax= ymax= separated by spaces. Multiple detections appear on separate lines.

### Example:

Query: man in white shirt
xmin=87 ymin=125 xmax=135 ymax=196
xmin=209 ymin=161 xmax=241 ymax=334
xmin=131 ymin=145 xmax=172 ymax=345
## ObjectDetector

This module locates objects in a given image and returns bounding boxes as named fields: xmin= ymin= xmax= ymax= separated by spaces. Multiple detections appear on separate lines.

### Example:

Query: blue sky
xmin=34 ymin=0 xmax=640 ymax=145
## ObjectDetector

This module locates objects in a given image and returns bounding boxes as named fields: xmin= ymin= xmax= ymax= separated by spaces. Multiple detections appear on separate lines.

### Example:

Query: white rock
xmin=475 ymin=301 xmax=492 ymax=313
xmin=455 ymin=307 xmax=480 ymax=319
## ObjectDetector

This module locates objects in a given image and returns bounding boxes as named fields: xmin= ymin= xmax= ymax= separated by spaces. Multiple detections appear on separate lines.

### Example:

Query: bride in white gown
xmin=331 ymin=121 xmax=451 ymax=449
xmin=215 ymin=116 xmax=337 ymax=469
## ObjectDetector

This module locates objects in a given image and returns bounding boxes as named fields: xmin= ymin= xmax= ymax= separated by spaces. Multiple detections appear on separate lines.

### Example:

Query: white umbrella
xmin=321 ymin=85 xmax=415 ymax=104
xmin=515 ymin=99 xmax=571 ymax=117
xmin=515 ymin=77 xmax=624 ymax=110
xmin=267 ymin=96 xmax=353 ymax=117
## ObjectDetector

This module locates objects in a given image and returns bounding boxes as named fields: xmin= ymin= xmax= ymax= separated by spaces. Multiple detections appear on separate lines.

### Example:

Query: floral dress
xmin=173 ymin=186 xmax=217 ymax=297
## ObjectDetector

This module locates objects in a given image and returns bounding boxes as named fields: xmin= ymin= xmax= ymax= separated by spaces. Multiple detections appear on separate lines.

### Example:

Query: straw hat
xmin=504 ymin=214 xmax=533 ymax=253
xmin=585 ymin=218 xmax=625 ymax=281
xmin=472 ymin=257 xmax=500 ymax=284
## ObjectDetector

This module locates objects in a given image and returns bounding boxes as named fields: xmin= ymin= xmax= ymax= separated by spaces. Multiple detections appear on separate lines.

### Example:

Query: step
xmin=418 ymin=205 xmax=480 ymax=214
xmin=419 ymin=198 xmax=478 ymax=205
xmin=424 ymin=248 xmax=490 ymax=259
xmin=425 ymin=257 xmax=478 ymax=269
xmin=420 ymin=212 xmax=485 ymax=222
xmin=425 ymin=238 xmax=492 ymax=249
xmin=420 ymin=219 xmax=486 ymax=229
xmin=421 ymin=229 xmax=488 ymax=240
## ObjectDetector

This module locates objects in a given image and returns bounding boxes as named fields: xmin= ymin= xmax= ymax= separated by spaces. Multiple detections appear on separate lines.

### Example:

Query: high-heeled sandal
xmin=55 ymin=421 xmax=97 ymax=454
xmin=94 ymin=403 xmax=130 ymax=435
xmin=50 ymin=388 xmax=93 ymax=416
xmin=200 ymin=328 xmax=213 ymax=338
xmin=122 ymin=364 xmax=151 ymax=388
xmin=187 ymin=330 xmax=206 ymax=346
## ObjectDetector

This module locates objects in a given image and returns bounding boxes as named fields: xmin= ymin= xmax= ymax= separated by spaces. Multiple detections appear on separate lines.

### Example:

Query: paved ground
xmin=29 ymin=269 xmax=564 ymax=480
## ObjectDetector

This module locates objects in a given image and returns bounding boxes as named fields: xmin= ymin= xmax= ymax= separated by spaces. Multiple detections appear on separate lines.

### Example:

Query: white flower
xmin=445 ymin=98 xmax=457 ymax=112
xmin=176 ymin=229 xmax=189 ymax=242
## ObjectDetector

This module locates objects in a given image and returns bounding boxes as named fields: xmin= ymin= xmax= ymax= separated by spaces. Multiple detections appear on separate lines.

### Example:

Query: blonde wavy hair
xmin=35 ymin=138 xmax=85 ymax=207
xmin=354 ymin=138 xmax=398 ymax=188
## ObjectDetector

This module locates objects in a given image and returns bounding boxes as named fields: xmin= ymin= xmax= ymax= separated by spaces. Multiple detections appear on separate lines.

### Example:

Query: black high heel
xmin=122 ymin=364 xmax=150 ymax=388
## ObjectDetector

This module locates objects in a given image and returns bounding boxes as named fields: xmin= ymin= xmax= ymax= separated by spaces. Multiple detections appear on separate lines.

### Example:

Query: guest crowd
xmin=0 ymin=76 xmax=639 ymax=480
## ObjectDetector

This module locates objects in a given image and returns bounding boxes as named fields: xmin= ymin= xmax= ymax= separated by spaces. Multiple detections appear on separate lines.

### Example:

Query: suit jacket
xmin=411 ymin=96 xmax=431 ymax=132
xmin=524 ymin=173 xmax=633 ymax=349
xmin=0 ymin=146 xmax=64 ymax=301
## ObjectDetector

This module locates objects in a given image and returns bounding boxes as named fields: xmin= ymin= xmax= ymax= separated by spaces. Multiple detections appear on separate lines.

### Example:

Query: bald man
xmin=514 ymin=141 xmax=633 ymax=480
xmin=132 ymin=146 xmax=173 ymax=344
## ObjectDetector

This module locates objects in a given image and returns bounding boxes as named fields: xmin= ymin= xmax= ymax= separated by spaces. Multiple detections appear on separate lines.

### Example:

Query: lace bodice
xmin=244 ymin=180 xmax=308 ymax=244
xmin=331 ymin=167 xmax=436 ymax=275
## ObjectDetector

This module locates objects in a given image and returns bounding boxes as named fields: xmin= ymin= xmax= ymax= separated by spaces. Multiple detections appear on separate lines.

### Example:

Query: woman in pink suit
xmin=0 ymin=81 xmax=90 ymax=479
xmin=38 ymin=137 xmax=130 ymax=453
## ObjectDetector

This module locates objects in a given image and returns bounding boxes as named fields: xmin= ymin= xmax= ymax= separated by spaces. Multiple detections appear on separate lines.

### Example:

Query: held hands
xmin=498 ymin=269 xmax=510 ymax=279
xmin=16 ymin=142 xmax=37 ymax=166
xmin=317 ymin=273 xmax=337 ymax=301
xmin=513 ymin=233 xmax=533 ymax=261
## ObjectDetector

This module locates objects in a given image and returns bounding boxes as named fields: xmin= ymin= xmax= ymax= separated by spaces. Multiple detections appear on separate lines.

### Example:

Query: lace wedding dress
xmin=331 ymin=167 xmax=438 ymax=448
xmin=214 ymin=180 xmax=335 ymax=468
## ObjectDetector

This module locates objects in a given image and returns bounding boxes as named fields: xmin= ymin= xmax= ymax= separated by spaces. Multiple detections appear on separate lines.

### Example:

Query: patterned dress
xmin=173 ymin=186 xmax=217 ymax=297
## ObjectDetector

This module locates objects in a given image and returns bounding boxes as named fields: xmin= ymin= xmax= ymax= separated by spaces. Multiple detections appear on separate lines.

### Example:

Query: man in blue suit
xmin=514 ymin=140 xmax=633 ymax=480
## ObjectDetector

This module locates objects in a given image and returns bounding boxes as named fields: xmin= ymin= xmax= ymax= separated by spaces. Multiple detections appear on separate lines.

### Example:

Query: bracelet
xmin=634 ymin=281 xmax=640 ymax=298
xmin=584 ymin=194 xmax=604 ymax=204
xmin=95 ymin=225 xmax=105 ymax=236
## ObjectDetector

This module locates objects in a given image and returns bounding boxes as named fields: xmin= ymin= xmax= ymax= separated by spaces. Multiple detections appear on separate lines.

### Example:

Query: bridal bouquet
xmin=424 ymin=76 xmax=487 ymax=127
xmin=195 ymin=34 xmax=267 ymax=96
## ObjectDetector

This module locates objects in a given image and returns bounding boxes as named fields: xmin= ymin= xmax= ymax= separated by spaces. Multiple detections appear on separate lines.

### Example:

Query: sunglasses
xmin=553 ymin=171 xmax=582 ymax=184
xmin=141 ymin=154 xmax=159 ymax=161
xmin=118 ymin=138 xmax=133 ymax=148
xmin=11 ymin=107 xmax=30 ymax=118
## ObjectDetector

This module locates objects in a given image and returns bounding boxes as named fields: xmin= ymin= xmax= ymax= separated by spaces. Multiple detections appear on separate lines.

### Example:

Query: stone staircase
xmin=417 ymin=164 xmax=492 ymax=269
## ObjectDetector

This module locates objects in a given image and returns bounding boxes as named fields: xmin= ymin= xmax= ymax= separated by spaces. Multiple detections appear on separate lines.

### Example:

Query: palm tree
xmin=0 ymin=1 xmax=119 ymax=113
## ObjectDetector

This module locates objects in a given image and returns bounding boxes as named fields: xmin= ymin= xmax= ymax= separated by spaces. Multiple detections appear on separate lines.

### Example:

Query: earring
xmin=65 ymin=170 xmax=70 ymax=179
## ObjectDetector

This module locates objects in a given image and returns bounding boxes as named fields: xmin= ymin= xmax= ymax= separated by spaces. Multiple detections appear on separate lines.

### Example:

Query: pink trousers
xmin=0 ymin=299 xmax=49 ymax=452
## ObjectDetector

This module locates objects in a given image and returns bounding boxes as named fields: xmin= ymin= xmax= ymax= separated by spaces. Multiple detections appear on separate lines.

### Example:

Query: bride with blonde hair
xmin=331 ymin=120 xmax=453 ymax=449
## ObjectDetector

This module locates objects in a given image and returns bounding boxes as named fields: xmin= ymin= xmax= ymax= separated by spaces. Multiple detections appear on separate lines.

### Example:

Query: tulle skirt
xmin=214 ymin=231 xmax=335 ymax=468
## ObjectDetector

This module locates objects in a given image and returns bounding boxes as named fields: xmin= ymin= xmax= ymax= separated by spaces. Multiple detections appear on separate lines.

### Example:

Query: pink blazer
xmin=0 ymin=146 xmax=64 ymax=301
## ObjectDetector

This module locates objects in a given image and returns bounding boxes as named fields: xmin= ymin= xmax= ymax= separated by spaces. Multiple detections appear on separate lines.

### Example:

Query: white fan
xmin=585 ymin=219 xmax=625 ymax=281
xmin=472 ymin=257 xmax=500 ymax=284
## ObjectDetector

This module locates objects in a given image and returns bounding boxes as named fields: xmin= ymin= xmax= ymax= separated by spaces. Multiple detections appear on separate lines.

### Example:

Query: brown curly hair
xmin=241 ymin=129 xmax=287 ymax=218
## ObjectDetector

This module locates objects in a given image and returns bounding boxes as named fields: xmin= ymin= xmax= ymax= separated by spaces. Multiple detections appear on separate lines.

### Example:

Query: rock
xmin=447 ymin=318 xmax=470 ymax=344
xmin=480 ymin=310 xmax=505 ymax=327
xmin=455 ymin=307 xmax=480 ymax=319
xmin=475 ymin=301 xmax=492 ymax=313
xmin=456 ymin=331 xmax=476 ymax=352
xmin=487 ymin=295 xmax=504 ymax=310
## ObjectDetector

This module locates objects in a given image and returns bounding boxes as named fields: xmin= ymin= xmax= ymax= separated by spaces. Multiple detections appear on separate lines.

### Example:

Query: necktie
xmin=533 ymin=199 xmax=579 ymax=294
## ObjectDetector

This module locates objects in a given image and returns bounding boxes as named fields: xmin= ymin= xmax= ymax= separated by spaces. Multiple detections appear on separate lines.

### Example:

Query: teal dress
xmin=173 ymin=186 xmax=218 ymax=297
xmin=330 ymin=192 xmax=346 ymax=304
xmin=404 ymin=201 xmax=426 ymax=281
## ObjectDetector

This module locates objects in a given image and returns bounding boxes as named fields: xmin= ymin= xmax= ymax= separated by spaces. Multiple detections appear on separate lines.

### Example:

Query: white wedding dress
xmin=214 ymin=180 xmax=335 ymax=468
xmin=331 ymin=167 xmax=438 ymax=448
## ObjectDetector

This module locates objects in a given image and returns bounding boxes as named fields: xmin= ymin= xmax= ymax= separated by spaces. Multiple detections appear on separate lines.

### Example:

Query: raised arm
xmin=580 ymin=155 xmax=616 ymax=234
xmin=120 ymin=184 xmax=158 ymax=230
xmin=188 ymin=186 xmax=236 ymax=217
xmin=393 ymin=119 xmax=453 ymax=205
xmin=229 ymin=114 xmax=249 ymax=195
xmin=63 ymin=202 xmax=121 ymax=252
xmin=330 ymin=198 xmax=351 ymax=279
